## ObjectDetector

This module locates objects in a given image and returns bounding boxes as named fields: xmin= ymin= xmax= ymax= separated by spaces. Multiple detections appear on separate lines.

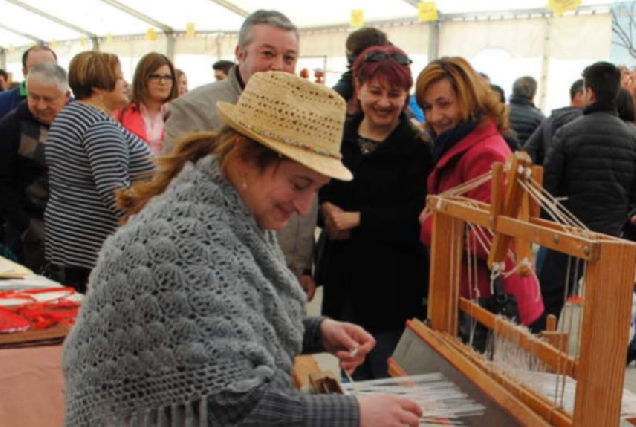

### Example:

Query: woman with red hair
xmin=318 ymin=45 xmax=433 ymax=380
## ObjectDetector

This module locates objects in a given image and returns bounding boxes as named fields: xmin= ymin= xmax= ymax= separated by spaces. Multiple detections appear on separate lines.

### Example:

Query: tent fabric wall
xmin=174 ymin=35 xmax=238 ymax=86
xmin=436 ymin=13 xmax=611 ymax=112
xmin=545 ymin=13 xmax=612 ymax=112
xmin=299 ymin=23 xmax=432 ymax=57
xmin=440 ymin=19 xmax=546 ymax=109
xmin=295 ymin=26 xmax=430 ymax=89
xmin=550 ymin=13 xmax=612 ymax=60
xmin=174 ymin=35 xmax=238 ymax=57
xmin=1 ymin=11 xmax=612 ymax=112
xmin=440 ymin=19 xmax=547 ymax=59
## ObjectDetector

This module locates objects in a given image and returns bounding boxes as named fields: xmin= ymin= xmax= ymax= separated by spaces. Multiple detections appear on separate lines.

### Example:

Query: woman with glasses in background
xmin=116 ymin=52 xmax=178 ymax=154
xmin=317 ymin=45 xmax=433 ymax=380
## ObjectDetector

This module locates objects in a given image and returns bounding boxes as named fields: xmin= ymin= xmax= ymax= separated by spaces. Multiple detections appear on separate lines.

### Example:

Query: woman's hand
xmin=321 ymin=202 xmax=355 ymax=240
xmin=419 ymin=207 xmax=431 ymax=225
xmin=319 ymin=318 xmax=375 ymax=374
xmin=299 ymin=274 xmax=316 ymax=302
xmin=330 ymin=211 xmax=360 ymax=233
xmin=358 ymin=394 xmax=423 ymax=427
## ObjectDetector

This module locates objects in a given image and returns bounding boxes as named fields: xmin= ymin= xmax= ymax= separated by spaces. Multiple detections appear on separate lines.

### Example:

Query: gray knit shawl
xmin=63 ymin=155 xmax=307 ymax=426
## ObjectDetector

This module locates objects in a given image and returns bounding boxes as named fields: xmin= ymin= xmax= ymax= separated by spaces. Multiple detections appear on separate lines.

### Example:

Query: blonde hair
xmin=69 ymin=51 xmax=120 ymax=100
xmin=117 ymin=128 xmax=280 ymax=222
xmin=415 ymin=56 xmax=509 ymax=138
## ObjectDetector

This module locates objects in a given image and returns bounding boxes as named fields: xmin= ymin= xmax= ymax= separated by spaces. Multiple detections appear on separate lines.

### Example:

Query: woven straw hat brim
xmin=217 ymin=101 xmax=353 ymax=181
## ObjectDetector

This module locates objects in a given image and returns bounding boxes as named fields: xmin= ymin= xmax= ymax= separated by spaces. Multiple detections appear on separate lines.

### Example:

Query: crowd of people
xmin=1 ymin=7 xmax=636 ymax=427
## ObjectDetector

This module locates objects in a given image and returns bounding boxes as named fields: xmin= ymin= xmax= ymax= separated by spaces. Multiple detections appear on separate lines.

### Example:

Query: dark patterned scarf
xmin=432 ymin=119 xmax=479 ymax=164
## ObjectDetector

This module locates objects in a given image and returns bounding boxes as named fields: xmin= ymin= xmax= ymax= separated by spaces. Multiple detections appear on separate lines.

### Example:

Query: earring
xmin=241 ymin=174 xmax=247 ymax=190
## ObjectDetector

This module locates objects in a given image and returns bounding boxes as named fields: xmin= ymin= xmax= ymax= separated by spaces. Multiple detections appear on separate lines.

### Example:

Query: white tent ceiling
xmin=0 ymin=0 xmax=618 ymax=48
xmin=0 ymin=0 xmax=621 ymax=114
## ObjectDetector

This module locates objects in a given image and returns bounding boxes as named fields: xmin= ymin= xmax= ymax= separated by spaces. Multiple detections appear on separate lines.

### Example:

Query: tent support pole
xmin=166 ymin=32 xmax=176 ymax=63
xmin=91 ymin=36 xmax=100 ymax=51
xmin=538 ymin=16 xmax=552 ymax=112
xmin=428 ymin=20 xmax=440 ymax=61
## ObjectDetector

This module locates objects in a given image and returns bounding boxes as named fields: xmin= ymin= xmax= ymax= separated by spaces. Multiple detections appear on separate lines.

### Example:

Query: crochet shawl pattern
xmin=62 ymin=155 xmax=357 ymax=426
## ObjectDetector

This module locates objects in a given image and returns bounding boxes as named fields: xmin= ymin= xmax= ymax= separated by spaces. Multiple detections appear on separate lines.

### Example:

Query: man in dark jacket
xmin=535 ymin=62 xmax=636 ymax=331
xmin=0 ymin=63 xmax=70 ymax=272
xmin=523 ymin=79 xmax=585 ymax=165
xmin=509 ymin=75 xmax=545 ymax=145
xmin=332 ymin=27 xmax=388 ymax=104
xmin=0 ymin=46 xmax=57 ymax=120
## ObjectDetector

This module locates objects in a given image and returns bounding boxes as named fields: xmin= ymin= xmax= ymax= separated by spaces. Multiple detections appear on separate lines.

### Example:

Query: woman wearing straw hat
xmin=62 ymin=71 xmax=423 ymax=427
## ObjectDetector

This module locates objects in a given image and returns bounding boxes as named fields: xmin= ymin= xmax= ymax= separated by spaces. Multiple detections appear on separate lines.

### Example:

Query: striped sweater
xmin=44 ymin=102 xmax=154 ymax=269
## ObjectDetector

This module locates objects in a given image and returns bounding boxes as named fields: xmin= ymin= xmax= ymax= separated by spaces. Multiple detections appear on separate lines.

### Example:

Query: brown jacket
xmin=163 ymin=67 xmax=242 ymax=151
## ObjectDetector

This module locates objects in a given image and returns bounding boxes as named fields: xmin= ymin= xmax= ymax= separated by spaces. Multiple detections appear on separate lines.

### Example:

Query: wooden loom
xmin=387 ymin=152 xmax=636 ymax=427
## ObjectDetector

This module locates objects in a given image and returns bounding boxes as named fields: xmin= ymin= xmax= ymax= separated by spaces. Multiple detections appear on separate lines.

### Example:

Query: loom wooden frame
xmin=420 ymin=153 xmax=636 ymax=427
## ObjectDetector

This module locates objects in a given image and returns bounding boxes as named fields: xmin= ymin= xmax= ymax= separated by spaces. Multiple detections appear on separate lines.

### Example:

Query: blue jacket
xmin=0 ymin=84 xmax=26 ymax=120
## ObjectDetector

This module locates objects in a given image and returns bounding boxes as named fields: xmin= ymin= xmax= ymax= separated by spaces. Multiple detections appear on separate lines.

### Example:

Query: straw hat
xmin=217 ymin=71 xmax=352 ymax=181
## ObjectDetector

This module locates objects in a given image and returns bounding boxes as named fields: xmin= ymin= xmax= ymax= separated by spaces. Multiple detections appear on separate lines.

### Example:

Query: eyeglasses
xmin=363 ymin=51 xmax=412 ymax=66
xmin=148 ymin=74 xmax=173 ymax=82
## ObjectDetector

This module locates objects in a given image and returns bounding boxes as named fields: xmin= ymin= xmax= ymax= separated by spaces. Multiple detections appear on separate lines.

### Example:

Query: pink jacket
xmin=420 ymin=119 xmax=543 ymax=326
xmin=115 ymin=103 xmax=164 ymax=154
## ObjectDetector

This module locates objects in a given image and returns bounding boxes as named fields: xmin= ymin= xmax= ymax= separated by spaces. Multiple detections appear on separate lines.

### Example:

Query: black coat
xmin=332 ymin=70 xmax=354 ymax=102
xmin=509 ymin=96 xmax=545 ymax=146
xmin=523 ymin=106 xmax=582 ymax=165
xmin=0 ymin=101 xmax=50 ymax=233
xmin=318 ymin=113 xmax=433 ymax=333
xmin=543 ymin=108 xmax=636 ymax=236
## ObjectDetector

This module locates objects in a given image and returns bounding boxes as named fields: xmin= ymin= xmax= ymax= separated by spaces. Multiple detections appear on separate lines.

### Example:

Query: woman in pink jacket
xmin=416 ymin=57 xmax=543 ymax=329
xmin=116 ymin=52 xmax=178 ymax=154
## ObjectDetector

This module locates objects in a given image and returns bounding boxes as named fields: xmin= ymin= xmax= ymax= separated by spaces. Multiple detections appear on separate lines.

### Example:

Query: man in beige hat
xmin=164 ymin=10 xmax=319 ymax=300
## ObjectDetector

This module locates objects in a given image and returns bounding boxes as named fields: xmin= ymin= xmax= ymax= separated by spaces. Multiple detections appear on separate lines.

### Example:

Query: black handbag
xmin=460 ymin=274 xmax=520 ymax=354
xmin=478 ymin=275 xmax=519 ymax=323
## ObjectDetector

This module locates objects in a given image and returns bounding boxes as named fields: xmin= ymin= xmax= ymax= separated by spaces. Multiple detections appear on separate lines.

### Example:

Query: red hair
xmin=353 ymin=45 xmax=412 ymax=90
xmin=351 ymin=45 xmax=413 ymax=112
